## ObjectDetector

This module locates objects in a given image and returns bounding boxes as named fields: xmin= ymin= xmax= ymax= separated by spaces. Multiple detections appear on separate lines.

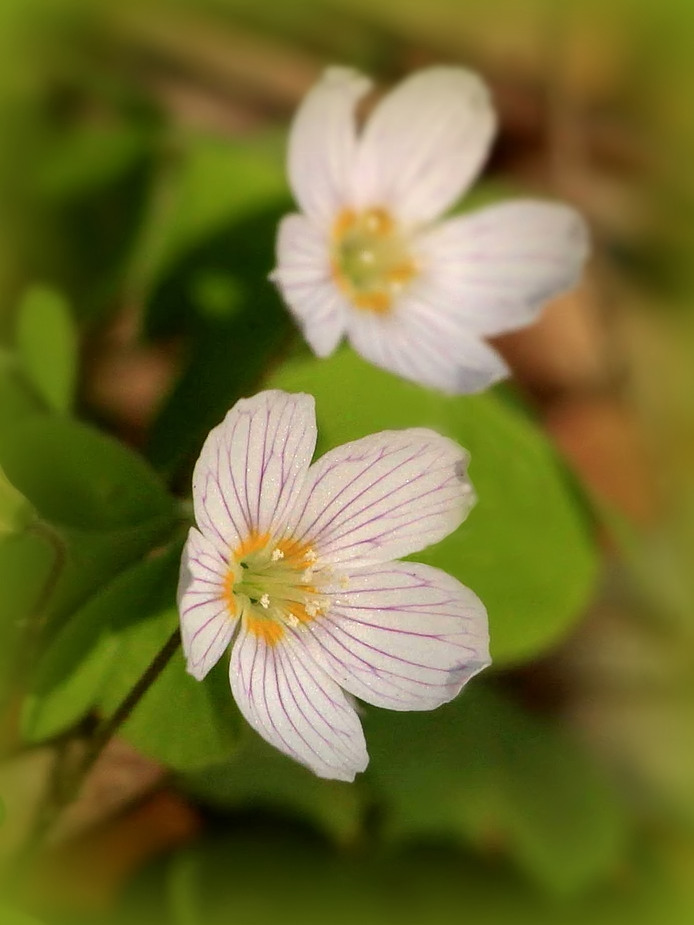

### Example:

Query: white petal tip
xmin=313 ymin=756 xmax=369 ymax=782
xmin=321 ymin=65 xmax=373 ymax=95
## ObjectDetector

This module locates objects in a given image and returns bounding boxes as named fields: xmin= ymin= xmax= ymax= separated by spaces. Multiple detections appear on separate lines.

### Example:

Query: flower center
xmin=331 ymin=208 xmax=418 ymax=314
xmin=223 ymin=532 xmax=327 ymax=646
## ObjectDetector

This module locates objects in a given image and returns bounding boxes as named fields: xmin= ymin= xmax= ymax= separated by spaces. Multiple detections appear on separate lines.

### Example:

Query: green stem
xmin=80 ymin=628 xmax=181 ymax=779
xmin=0 ymin=520 xmax=66 ymax=727
xmin=8 ymin=628 xmax=181 ymax=879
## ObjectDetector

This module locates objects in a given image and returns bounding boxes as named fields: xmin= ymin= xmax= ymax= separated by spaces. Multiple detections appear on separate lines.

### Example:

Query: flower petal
xmin=346 ymin=306 xmax=509 ymax=394
xmin=178 ymin=528 xmax=235 ymax=681
xmin=414 ymin=200 xmax=590 ymax=336
xmin=271 ymin=213 xmax=349 ymax=356
xmin=354 ymin=67 xmax=496 ymax=224
xmin=287 ymin=428 xmax=474 ymax=567
xmin=288 ymin=67 xmax=372 ymax=227
xmin=192 ymin=391 xmax=317 ymax=551
xmin=305 ymin=561 xmax=489 ymax=711
xmin=229 ymin=624 xmax=368 ymax=781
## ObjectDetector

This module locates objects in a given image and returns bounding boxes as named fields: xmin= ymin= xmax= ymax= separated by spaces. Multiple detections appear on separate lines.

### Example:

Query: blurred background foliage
xmin=0 ymin=0 xmax=693 ymax=922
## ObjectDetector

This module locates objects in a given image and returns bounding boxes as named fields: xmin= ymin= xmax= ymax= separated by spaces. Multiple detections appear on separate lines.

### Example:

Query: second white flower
xmin=271 ymin=66 xmax=589 ymax=393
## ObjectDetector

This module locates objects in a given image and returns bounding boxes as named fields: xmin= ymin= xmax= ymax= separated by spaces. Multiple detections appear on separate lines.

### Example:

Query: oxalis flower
xmin=271 ymin=66 xmax=590 ymax=393
xmin=178 ymin=390 xmax=489 ymax=781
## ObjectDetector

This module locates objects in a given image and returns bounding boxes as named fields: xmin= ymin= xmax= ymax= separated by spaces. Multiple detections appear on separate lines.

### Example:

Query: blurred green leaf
xmin=22 ymin=542 xmax=183 ymax=743
xmin=181 ymin=731 xmax=364 ymax=845
xmin=114 ymin=823 xmax=693 ymax=925
xmin=15 ymin=285 xmax=77 ymax=413
xmin=0 ymin=349 xmax=45 ymax=434
xmin=146 ymin=205 xmax=293 ymax=479
xmin=158 ymin=827 xmax=383 ymax=925
xmin=0 ymin=416 xmax=175 ymax=530
xmin=138 ymin=133 xmax=293 ymax=478
xmin=0 ymin=463 xmax=35 ymax=536
xmin=23 ymin=529 xmax=239 ymax=768
xmin=32 ymin=118 xmax=157 ymax=323
xmin=143 ymin=134 xmax=286 ymax=309
xmin=44 ymin=520 xmax=179 ymax=632
xmin=0 ymin=905 xmax=44 ymax=925
xmin=0 ymin=415 xmax=179 ymax=667
xmin=0 ymin=529 xmax=54 ymax=696
xmin=267 ymin=349 xmax=599 ymax=665
xmin=37 ymin=124 xmax=150 ymax=199
xmin=364 ymin=685 xmax=627 ymax=894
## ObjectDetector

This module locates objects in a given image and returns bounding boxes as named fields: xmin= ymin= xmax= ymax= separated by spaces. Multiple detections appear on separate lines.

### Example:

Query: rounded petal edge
xmin=229 ymin=625 xmax=369 ymax=781
xmin=354 ymin=66 xmax=497 ymax=224
xmin=271 ymin=213 xmax=349 ymax=357
xmin=178 ymin=527 xmax=234 ymax=681
xmin=192 ymin=390 xmax=318 ymax=548
xmin=289 ymin=67 xmax=372 ymax=226
xmin=289 ymin=426 xmax=476 ymax=567
xmin=414 ymin=200 xmax=591 ymax=336
xmin=306 ymin=560 xmax=490 ymax=712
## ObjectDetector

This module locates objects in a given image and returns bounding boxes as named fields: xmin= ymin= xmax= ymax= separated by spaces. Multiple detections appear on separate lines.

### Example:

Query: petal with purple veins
xmin=305 ymin=561 xmax=489 ymax=711
xmin=178 ymin=528 xmax=235 ymax=681
xmin=192 ymin=391 xmax=317 ymax=551
xmin=287 ymin=428 xmax=475 ymax=566
xmin=229 ymin=624 xmax=369 ymax=781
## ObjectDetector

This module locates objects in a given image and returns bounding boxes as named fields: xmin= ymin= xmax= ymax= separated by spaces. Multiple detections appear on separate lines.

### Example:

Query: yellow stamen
xmin=222 ymin=570 xmax=236 ymax=618
xmin=227 ymin=532 xmax=326 ymax=645
xmin=275 ymin=537 xmax=314 ymax=568
xmin=331 ymin=207 xmax=418 ymax=315
xmin=246 ymin=616 xmax=284 ymax=646
xmin=235 ymin=530 xmax=271 ymax=559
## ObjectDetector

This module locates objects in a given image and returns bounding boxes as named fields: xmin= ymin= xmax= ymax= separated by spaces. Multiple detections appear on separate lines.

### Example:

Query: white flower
xmin=177 ymin=390 xmax=489 ymax=781
xmin=270 ymin=66 xmax=590 ymax=394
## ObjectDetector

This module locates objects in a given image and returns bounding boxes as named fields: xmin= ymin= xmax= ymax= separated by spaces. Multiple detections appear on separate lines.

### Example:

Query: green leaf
xmin=0 ymin=416 xmax=175 ymax=531
xmin=146 ymin=205 xmax=292 ymax=478
xmin=98 ymin=618 xmax=240 ymax=772
xmin=267 ymin=349 xmax=599 ymax=665
xmin=0 ymin=415 xmax=178 ymax=667
xmin=0 ymin=905 xmax=44 ymax=925
xmin=44 ymin=520 xmax=179 ymax=632
xmin=364 ymin=685 xmax=627 ymax=894
xmin=22 ymin=543 xmax=183 ymax=743
xmin=181 ymin=731 xmax=364 ymax=845
xmin=37 ymin=124 xmax=149 ymax=199
xmin=0 ymin=349 xmax=46 ymax=435
xmin=0 ymin=530 xmax=54 ymax=696
xmin=106 ymin=644 xmax=240 ymax=772
xmin=15 ymin=285 xmax=78 ymax=413
xmin=144 ymin=133 xmax=287 ymax=302
xmin=141 ymin=134 xmax=293 ymax=478
xmin=98 ymin=613 xmax=240 ymax=772
xmin=0 ymin=464 xmax=35 ymax=536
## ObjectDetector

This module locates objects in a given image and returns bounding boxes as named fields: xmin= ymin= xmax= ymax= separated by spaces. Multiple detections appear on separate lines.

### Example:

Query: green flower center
xmin=331 ymin=208 xmax=418 ymax=314
xmin=223 ymin=533 xmax=326 ymax=645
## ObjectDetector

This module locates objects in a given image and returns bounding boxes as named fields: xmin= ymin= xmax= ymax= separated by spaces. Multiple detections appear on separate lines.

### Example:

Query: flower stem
xmin=81 ymin=627 xmax=181 ymax=778
xmin=0 ymin=521 xmax=66 ymax=729
xmin=9 ymin=628 xmax=181 ymax=879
